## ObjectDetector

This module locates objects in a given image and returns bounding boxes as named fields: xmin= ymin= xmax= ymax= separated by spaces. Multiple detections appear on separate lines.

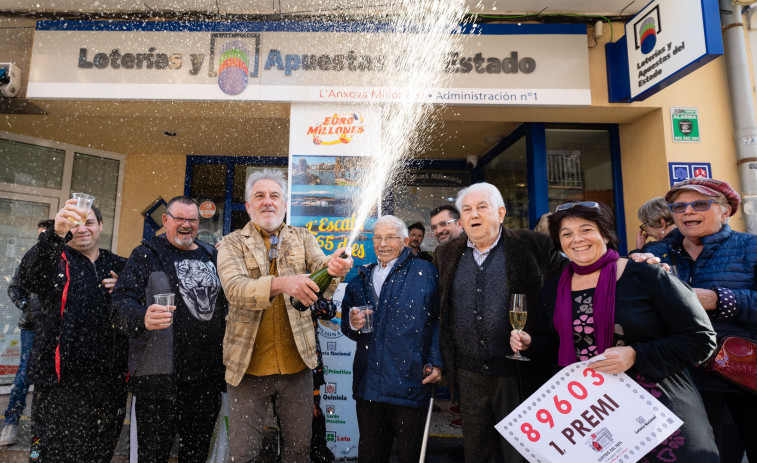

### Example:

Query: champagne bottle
xmin=290 ymin=252 xmax=348 ymax=311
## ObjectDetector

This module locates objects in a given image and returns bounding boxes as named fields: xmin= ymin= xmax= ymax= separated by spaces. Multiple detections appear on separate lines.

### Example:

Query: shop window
xmin=545 ymin=129 xmax=615 ymax=212
xmin=188 ymin=164 xmax=227 ymax=246
xmin=185 ymin=159 xmax=288 ymax=241
xmin=190 ymin=164 xmax=227 ymax=199
xmin=0 ymin=133 xmax=124 ymax=253
xmin=484 ymin=136 xmax=529 ymax=229
xmin=231 ymin=210 xmax=251 ymax=233
xmin=0 ymin=138 xmax=65 ymax=189
xmin=232 ymin=164 xmax=288 ymax=203
xmin=72 ymin=153 xmax=120 ymax=249
xmin=392 ymin=169 xmax=471 ymax=251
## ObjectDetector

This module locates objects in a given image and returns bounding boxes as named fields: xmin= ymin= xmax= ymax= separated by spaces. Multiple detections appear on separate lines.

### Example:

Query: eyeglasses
xmin=669 ymin=200 xmax=722 ymax=214
xmin=372 ymin=235 xmax=402 ymax=243
xmin=167 ymin=211 xmax=200 ymax=225
xmin=639 ymin=223 xmax=649 ymax=232
xmin=430 ymin=219 xmax=458 ymax=232
xmin=268 ymin=235 xmax=279 ymax=261
xmin=555 ymin=201 xmax=600 ymax=212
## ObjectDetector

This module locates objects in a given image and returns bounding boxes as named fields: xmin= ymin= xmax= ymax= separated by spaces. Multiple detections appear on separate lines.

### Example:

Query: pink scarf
xmin=554 ymin=250 xmax=619 ymax=366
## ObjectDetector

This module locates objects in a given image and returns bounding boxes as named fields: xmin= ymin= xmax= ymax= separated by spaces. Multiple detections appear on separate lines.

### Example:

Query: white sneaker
xmin=0 ymin=424 xmax=18 ymax=446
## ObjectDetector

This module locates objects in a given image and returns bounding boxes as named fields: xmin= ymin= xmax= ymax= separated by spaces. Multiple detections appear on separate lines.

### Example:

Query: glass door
xmin=0 ymin=192 xmax=58 ymax=384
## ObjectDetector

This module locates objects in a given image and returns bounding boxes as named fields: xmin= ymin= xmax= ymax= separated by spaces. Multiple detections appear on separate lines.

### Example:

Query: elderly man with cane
xmin=341 ymin=214 xmax=442 ymax=463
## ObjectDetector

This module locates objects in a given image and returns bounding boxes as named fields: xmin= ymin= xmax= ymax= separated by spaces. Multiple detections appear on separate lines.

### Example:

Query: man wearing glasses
xmin=217 ymin=169 xmax=352 ymax=463
xmin=341 ymin=215 xmax=442 ymax=462
xmin=113 ymin=196 xmax=227 ymax=462
xmin=429 ymin=205 xmax=464 ymax=244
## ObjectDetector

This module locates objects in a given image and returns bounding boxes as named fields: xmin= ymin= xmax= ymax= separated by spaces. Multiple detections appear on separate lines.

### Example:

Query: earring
xmin=661 ymin=230 xmax=665 ymax=236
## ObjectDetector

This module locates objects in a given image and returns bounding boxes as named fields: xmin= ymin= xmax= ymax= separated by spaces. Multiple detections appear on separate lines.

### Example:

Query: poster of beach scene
xmin=290 ymin=185 xmax=348 ymax=218
xmin=291 ymin=155 xmax=336 ymax=186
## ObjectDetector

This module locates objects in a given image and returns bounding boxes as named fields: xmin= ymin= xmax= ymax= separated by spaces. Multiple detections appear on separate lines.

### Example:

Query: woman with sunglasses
xmin=510 ymin=201 xmax=719 ymax=463
xmin=635 ymin=197 xmax=677 ymax=251
xmin=641 ymin=178 xmax=757 ymax=463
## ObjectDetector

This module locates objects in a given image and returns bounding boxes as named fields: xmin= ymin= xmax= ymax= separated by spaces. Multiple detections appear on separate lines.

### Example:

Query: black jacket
xmin=112 ymin=235 xmax=226 ymax=395
xmin=27 ymin=229 xmax=127 ymax=386
xmin=433 ymin=227 xmax=567 ymax=397
xmin=8 ymin=243 xmax=44 ymax=330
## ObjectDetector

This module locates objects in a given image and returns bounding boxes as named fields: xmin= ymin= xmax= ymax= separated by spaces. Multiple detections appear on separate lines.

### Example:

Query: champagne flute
xmin=506 ymin=293 xmax=530 ymax=361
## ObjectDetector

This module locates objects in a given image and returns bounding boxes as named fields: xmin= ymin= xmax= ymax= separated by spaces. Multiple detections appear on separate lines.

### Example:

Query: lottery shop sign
xmin=495 ymin=359 xmax=683 ymax=463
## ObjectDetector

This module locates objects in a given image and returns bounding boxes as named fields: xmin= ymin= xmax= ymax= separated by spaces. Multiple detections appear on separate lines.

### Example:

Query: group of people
xmin=631 ymin=178 xmax=757 ymax=462
xmin=335 ymin=176 xmax=756 ymax=463
xmin=2 ymin=170 xmax=755 ymax=463
xmin=2 ymin=169 xmax=350 ymax=463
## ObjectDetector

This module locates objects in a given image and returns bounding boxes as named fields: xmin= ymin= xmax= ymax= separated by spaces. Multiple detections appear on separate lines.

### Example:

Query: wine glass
xmin=506 ymin=294 xmax=530 ymax=361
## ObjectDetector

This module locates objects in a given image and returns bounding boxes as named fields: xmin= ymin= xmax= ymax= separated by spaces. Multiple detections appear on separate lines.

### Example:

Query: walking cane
xmin=420 ymin=364 xmax=435 ymax=463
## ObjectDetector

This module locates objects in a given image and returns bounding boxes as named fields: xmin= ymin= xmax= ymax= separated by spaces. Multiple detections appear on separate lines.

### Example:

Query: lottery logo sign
xmin=496 ymin=359 xmax=682 ymax=463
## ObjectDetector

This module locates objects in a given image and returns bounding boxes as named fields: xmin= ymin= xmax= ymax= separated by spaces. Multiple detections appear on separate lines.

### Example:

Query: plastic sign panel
xmin=287 ymin=103 xmax=381 ymax=279
xmin=671 ymin=107 xmax=700 ymax=142
xmin=288 ymin=104 xmax=382 ymax=457
xmin=317 ymin=284 xmax=359 ymax=458
xmin=496 ymin=359 xmax=683 ymax=463
xmin=668 ymin=162 xmax=711 ymax=187
xmin=28 ymin=21 xmax=590 ymax=106
xmin=606 ymin=0 xmax=722 ymax=102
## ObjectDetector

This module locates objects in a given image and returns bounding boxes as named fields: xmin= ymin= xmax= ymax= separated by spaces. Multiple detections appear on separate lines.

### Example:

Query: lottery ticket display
xmin=496 ymin=359 xmax=683 ymax=463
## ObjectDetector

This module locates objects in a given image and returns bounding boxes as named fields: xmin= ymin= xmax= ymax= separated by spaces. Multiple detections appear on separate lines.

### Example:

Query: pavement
xmin=0 ymin=387 xmax=749 ymax=463
xmin=0 ymin=386 xmax=465 ymax=462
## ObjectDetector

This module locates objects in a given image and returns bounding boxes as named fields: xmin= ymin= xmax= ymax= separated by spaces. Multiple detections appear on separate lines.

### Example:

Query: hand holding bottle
xmin=327 ymin=247 xmax=353 ymax=277
xmin=288 ymin=249 xmax=353 ymax=311
xmin=274 ymin=275 xmax=320 ymax=308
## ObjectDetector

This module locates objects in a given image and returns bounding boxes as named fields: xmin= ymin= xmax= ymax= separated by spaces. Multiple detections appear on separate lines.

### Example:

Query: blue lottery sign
xmin=668 ymin=162 xmax=711 ymax=187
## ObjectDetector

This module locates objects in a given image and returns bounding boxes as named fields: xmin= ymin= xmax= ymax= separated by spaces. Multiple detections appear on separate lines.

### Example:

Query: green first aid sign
xmin=671 ymin=107 xmax=700 ymax=142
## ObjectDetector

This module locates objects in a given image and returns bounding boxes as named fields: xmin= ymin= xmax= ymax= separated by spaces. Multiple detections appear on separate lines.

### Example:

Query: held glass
xmin=71 ymin=192 xmax=94 ymax=226
xmin=154 ymin=293 xmax=175 ymax=326
xmin=506 ymin=293 xmax=530 ymax=361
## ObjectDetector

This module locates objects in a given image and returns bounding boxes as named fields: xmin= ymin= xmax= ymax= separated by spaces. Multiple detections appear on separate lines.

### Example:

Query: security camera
xmin=466 ymin=155 xmax=478 ymax=169
xmin=0 ymin=63 xmax=21 ymax=97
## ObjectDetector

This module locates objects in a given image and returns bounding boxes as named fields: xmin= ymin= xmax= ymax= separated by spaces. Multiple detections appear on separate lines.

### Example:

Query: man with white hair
xmin=341 ymin=215 xmax=442 ymax=463
xmin=433 ymin=182 xmax=567 ymax=463
xmin=218 ymin=169 xmax=352 ymax=463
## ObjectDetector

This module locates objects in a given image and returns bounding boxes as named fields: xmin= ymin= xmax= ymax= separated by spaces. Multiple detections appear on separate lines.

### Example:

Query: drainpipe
xmin=720 ymin=0 xmax=757 ymax=233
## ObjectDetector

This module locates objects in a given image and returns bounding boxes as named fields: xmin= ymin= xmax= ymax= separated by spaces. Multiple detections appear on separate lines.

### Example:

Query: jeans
xmin=228 ymin=369 xmax=313 ymax=463
xmin=4 ymin=329 xmax=33 ymax=426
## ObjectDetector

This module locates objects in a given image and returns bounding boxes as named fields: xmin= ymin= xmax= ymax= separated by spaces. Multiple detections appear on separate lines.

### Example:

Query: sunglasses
xmin=555 ymin=201 xmax=600 ymax=212
xmin=668 ymin=200 xmax=722 ymax=214
xmin=268 ymin=235 xmax=279 ymax=261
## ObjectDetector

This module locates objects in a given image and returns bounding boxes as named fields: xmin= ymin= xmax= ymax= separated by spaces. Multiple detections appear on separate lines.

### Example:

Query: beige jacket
xmin=217 ymin=221 xmax=337 ymax=387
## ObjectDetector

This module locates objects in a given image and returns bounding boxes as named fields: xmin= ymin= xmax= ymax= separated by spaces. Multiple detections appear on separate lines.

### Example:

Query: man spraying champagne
xmin=217 ymin=169 xmax=352 ymax=462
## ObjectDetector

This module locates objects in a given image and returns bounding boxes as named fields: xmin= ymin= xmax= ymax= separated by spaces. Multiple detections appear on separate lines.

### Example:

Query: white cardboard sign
xmin=496 ymin=359 xmax=682 ymax=463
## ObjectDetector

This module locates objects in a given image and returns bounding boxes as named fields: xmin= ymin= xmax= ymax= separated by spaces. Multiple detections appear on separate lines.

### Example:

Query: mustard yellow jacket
xmin=217 ymin=221 xmax=337 ymax=387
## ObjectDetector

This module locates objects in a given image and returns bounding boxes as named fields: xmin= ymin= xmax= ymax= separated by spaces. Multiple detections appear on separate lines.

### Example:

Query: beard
xmin=171 ymin=229 xmax=196 ymax=249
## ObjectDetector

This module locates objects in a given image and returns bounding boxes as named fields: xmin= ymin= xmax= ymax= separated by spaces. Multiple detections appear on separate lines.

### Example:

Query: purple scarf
xmin=554 ymin=249 xmax=619 ymax=366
